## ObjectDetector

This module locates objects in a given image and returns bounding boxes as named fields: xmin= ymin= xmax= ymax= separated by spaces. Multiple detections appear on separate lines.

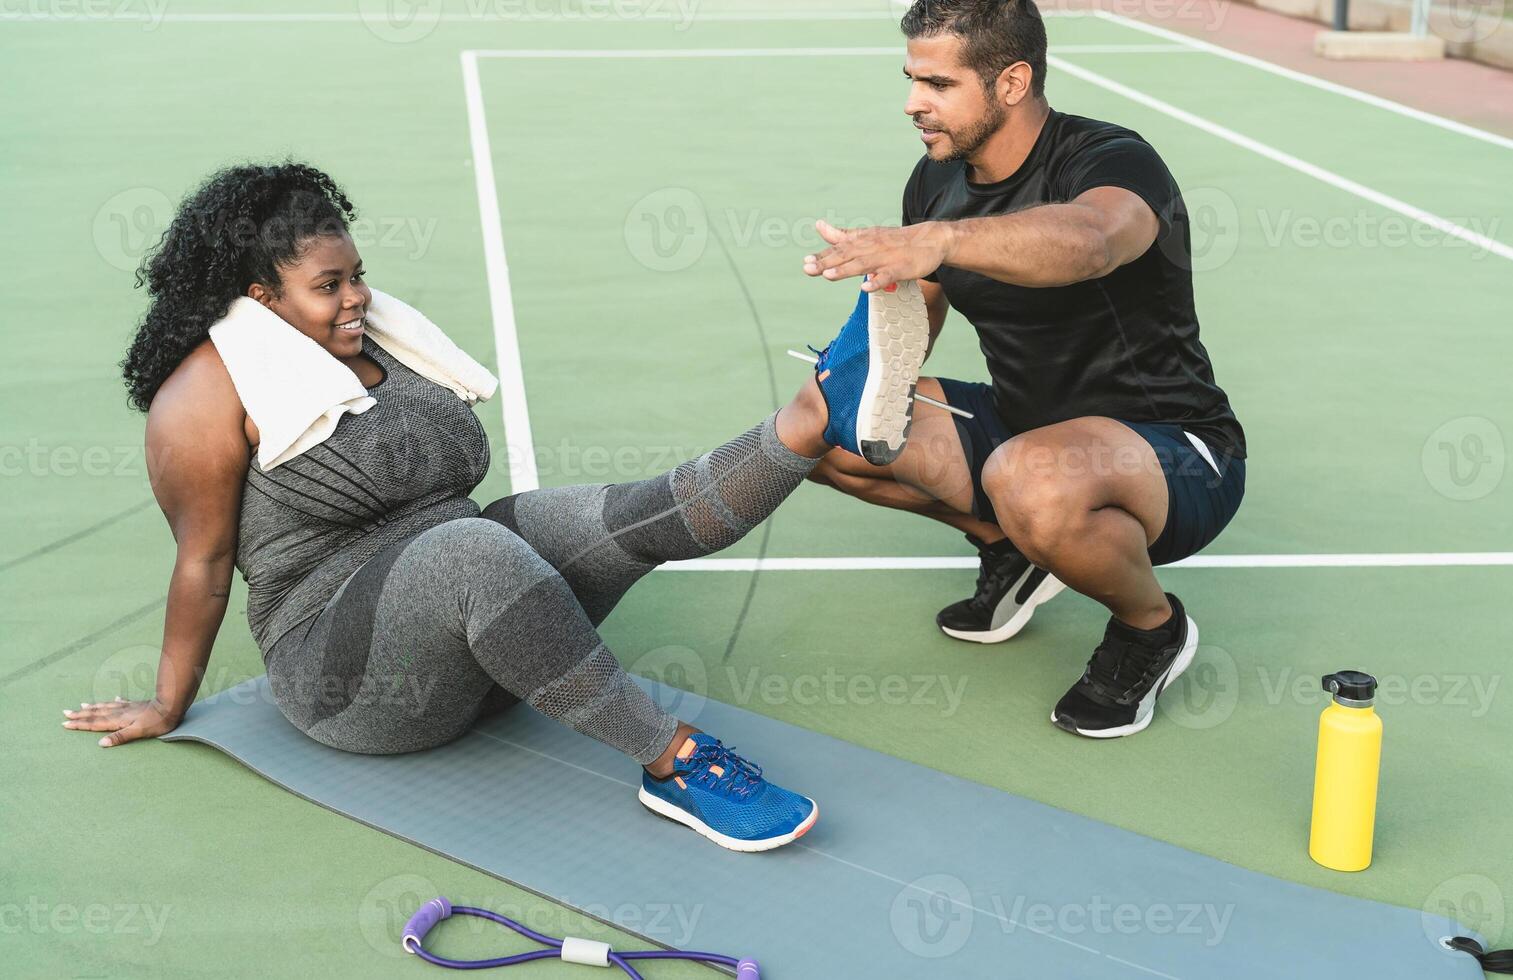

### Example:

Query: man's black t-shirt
xmin=902 ymin=109 xmax=1246 ymax=458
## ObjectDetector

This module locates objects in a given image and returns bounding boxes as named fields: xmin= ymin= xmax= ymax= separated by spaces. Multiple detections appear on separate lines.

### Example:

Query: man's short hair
xmin=901 ymin=0 xmax=1049 ymax=99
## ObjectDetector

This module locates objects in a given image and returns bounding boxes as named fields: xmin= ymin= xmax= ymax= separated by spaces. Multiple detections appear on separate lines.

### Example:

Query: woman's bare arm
xmin=65 ymin=346 xmax=250 ymax=745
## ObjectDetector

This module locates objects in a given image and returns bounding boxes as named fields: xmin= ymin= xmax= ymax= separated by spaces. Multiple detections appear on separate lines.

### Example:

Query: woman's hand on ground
xmin=63 ymin=697 xmax=181 ymax=747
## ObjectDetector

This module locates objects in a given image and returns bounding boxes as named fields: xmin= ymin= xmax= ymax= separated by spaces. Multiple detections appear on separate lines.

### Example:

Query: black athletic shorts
xmin=935 ymin=378 xmax=1246 ymax=567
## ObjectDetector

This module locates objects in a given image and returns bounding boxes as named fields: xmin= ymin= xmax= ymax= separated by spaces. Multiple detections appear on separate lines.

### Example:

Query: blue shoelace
xmin=681 ymin=741 xmax=765 ymax=799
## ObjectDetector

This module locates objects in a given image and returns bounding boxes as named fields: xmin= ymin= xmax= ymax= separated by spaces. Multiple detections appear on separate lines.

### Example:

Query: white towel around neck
xmin=208 ymin=287 xmax=499 ymax=471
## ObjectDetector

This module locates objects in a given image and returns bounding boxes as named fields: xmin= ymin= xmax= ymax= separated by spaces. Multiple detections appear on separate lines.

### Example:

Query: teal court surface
xmin=3 ymin=2 xmax=1510 ymax=976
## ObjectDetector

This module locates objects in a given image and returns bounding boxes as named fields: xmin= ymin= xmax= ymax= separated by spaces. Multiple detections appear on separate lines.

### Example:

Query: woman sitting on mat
xmin=66 ymin=161 xmax=927 ymax=853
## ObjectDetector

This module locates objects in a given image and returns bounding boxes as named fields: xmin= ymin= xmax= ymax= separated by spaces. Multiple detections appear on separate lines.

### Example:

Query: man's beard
xmin=939 ymin=100 xmax=1007 ymax=162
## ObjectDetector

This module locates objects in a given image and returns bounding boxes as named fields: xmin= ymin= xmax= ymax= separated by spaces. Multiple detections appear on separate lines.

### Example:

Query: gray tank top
xmin=235 ymin=335 xmax=490 ymax=655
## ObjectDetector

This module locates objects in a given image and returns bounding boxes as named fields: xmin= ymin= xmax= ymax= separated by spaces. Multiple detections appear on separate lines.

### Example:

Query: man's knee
xmin=997 ymin=480 xmax=1089 ymax=562
xmin=983 ymin=439 xmax=1098 ymax=562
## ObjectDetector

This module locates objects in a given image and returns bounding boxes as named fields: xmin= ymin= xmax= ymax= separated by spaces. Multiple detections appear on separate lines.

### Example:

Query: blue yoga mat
xmin=164 ymin=676 xmax=1486 ymax=978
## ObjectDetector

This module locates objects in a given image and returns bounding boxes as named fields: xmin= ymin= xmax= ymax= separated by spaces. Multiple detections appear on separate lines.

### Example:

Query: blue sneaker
xmin=811 ymin=279 xmax=930 ymax=465
xmin=639 ymin=734 xmax=818 ymax=852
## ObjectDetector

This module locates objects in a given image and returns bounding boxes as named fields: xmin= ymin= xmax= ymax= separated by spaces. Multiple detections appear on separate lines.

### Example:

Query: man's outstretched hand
xmin=802 ymin=219 xmax=952 ymax=291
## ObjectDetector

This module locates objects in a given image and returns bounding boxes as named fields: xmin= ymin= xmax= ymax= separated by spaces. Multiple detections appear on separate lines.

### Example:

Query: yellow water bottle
xmin=1309 ymin=670 xmax=1382 ymax=872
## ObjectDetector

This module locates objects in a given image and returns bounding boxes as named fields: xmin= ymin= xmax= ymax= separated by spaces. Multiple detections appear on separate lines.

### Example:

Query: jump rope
xmin=402 ymin=897 xmax=761 ymax=977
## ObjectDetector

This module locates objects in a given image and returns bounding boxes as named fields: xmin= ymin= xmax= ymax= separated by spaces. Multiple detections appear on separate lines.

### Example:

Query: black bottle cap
xmin=1322 ymin=670 xmax=1378 ymax=704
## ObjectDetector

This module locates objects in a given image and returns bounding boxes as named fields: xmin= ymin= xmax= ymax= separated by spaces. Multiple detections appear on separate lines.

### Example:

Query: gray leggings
xmin=265 ymin=415 xmax=817 ymax=765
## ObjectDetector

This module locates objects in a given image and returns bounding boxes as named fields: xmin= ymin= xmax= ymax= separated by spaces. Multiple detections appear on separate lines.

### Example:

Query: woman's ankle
xmin=775 ymin=376 xmax=831 ymax=459
xmin=644 ymin=721 xmax=701 ymax=779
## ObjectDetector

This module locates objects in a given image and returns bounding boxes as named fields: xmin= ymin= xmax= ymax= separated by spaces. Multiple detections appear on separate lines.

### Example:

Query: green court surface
xmin=3 ymin=2 xmax=1510 ymax=976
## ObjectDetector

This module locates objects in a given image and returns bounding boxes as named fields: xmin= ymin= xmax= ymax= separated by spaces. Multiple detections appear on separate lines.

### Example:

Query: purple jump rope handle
xmin=736 ymin=958 xmax=760 ymax=979
xmin=402 ymin=897 xmax=453 ymax=951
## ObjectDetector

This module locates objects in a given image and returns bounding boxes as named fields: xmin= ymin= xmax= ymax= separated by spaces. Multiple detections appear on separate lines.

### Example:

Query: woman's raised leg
xmin=481 ymin=377 xmax=831 ymax=624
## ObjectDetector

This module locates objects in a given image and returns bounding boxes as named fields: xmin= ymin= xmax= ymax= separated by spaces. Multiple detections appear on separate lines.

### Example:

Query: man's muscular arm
xmin=802 ymin=185 xmax=1159 ymax=292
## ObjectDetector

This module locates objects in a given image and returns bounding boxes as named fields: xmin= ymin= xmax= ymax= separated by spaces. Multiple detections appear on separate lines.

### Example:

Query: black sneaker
xmin=1051 ymin=593 xmax=1198 ymax=738
xmin=936 ymin=534 xmax=1064 ymax=643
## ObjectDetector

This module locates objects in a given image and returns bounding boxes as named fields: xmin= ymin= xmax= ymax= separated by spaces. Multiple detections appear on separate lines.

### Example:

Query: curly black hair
xmin=120 ymin=161 xmax=357 ymax=413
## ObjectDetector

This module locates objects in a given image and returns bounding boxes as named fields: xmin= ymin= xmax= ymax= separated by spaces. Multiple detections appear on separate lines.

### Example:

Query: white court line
xmin=1049 ymin=43 xmax=1200 ymax=53
xmin=471 ymin=45 xmax=1512 ymax=263
xmin=1048 ymin=54 xmax=1513 ymax=262
xmin=461 ymin=50 xmax=538 ymax=493
xmin=0 ymin=9 xmax=1084 ymax=23
xmin=457 ymin=40 xmax=1178 ymax=494
xmin=1095 ymin=9 xmax=1513 ymax=152
xmin=474 ymin=43 xmax=1197 ymax=58
xmin=0 ymin=12 xmax=905 ymax=22
xmin=474 ymin=46 xmax=906 ymax=57
xmin=659 ymin=553 xmax=1513 ymax=571
xmin=466 ymin=41 xmax=1512 ymax=507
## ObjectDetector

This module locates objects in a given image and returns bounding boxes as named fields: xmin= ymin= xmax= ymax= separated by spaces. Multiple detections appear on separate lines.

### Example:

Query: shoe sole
xmin=637 ymin=787 xmax=819 ymax=853
xmin=1050 ymin=616 xmax=1199 ymax=739
xmin=856 ymin=281 xmax=929 ymax=467
xmin=939 ymin=573 xmax=1067 ymax=644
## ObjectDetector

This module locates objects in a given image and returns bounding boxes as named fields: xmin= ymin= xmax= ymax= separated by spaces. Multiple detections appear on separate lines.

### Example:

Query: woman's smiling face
xmin=247 ymin=232 xmax=371 ymax=358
